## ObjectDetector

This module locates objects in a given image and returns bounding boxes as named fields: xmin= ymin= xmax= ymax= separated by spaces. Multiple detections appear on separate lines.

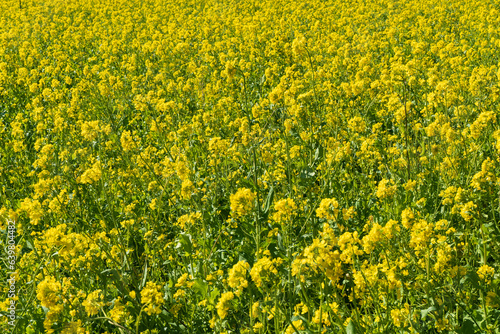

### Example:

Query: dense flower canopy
xmin=1 ymin=0 xmax=500 ymax=333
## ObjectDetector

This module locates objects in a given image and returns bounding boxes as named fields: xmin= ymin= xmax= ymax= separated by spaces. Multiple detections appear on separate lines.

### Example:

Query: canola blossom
xmin=1 ymin=0 xmax=500 ymax=333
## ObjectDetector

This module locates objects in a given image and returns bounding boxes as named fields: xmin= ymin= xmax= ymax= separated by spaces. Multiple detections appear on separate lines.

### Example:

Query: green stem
xmin=253 ymin=146 xmax=262 ymax=259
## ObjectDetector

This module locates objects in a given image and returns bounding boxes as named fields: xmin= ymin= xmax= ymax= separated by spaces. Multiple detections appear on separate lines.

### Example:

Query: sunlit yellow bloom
xmin=140 ymin=282 xmax=165 ymax=315
xmin=316 ymin=198 xmax=339 ymax=221
xmin=230 ymin=188 xmax=256 ymax=217
xmin=216 ymin=291 xmax=234 ymax=319
xmin=82 ymin=290 xmax=103 ymax=316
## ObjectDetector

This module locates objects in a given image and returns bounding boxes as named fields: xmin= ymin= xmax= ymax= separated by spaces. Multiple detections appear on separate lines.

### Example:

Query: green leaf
xmin=291 ymin=315 xmax=308 ymax=323
xmin=457 ymin=319 xmax=475 ymax=334
xmin=346 ymin=319 xmax=355 ymax=334
xmin=421 ymin=306 xmax=436 ymax=320
xmin=177 ymin=232 xmax=193 ymax=253
xmin=140 ymin=262 xmax=148 ymax=289
xmin=300 ymin=166 xmax=316 ymax=179
xmin=238 ymin=253 xmax=249 ymax=263
xmin=101 ymin=269 xmax=128 ymax=295
xmin=313 ymin=144 xmax=323 ymax=164
xmin=192 ymin=278 xmax=208 ymax=298
xmin=262 ymin=186 xmax=274 ymax=215
xmin=209 ymin=287 xmax=220 ymax=304
xmin=460 ymin=271 xmax=480 ymax=290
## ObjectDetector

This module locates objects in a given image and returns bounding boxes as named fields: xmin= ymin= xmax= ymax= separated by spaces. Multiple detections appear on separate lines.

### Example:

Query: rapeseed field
xmin=1 ymin=0 xmax=500 ymax=333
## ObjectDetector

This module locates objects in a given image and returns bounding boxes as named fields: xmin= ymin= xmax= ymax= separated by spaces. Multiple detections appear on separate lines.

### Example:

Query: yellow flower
xmin=477 ymin=265 xmax=495 ymax=283
xmin=403 ymin=179 xmax=417 ymax=191
xmin=216 ymin=291 xmax=234 ymax=319
xmin=228 ymin=261 xmax=250 ymax=294
xmin=460 ymin=201 xmax=477 ymax=222
xmin=342 ymin=206 xmax=356 ymax=221
xmin=140 ymin=282 xmax=165 ymax=315
xmin=469 ymin=111 xmax=496 ymax=139
xmin=230 ymin=188 xmax=256 ymax=217
xmin=120 ymin=219 xmax=135 ymax=229
xmin=439 ymin=186 xmax=457 ymax=205
xmin=61 ymin=320 xmax=85 ymax=334
xmin=401 ymin=208 xmax=415 ymax=229
xmin=316 ymin=198 xmax=339 ymax=221
xmin=120 ymin=130 xmax=136 ymax=152
xmin=435 ymin=317 xmax=450 ymax=332
xmin=250 ymin=256 xmax=281 ymax=287
xmin=348 ymin=116 xmax=366 ymax=133
xmin=312 ymin=308 xmax=331 ymax=326
xmin=292 ymin=33 xmax=306 ymax=56
xmin=173 ymin=289 xmax=186 ymax=299
xmin=175 ymin=273 xmax=193 ymax=288
xmin=181 ymin=179 xmax=195 ymax=199
xmin=376 ymin=179 xmax=397 ymax=199
xmin=81 ymin=120 xmax=100 ymax=141
xmin=175 ymin=157 xmax=191 ymax=181
xmin=272 ymin=198 xmax=297 ymax=224
xmin=82 ymin=290 xmax=103 ymax=316
xmin=110 ymin=298 xmax=126 ymax=323
xmin=486 ymin=291 xmax=499 ymax=308
xmin=391 ymin=306 xmax=409 ymax=328
xmin=36 ymin=276 xmax=61 ymax=309
xmin=175 ymin=212 xmax=201 ymax=230
xmin=18 ymin=197 xmax=44 ymax=225
xmin=253 ymin=322 xmax=263 ymax=330
xmin=362 ymin=223 xmax=384 ymax=254
xmin=470 ymin=157 xmax=496 ymax=191
xmin=285 ymin=319 xmax=305 ymax=334
xmin=251 ymin=301 xmax=260 ymax=318
xmin=78 ymin=160 xmax=102 ymax=184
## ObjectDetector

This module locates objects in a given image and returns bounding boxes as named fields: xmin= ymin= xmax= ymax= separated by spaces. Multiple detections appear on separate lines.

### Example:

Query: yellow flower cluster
xmin=272 ymin=198 xmax=297 ymax=224
xmin=82 ymin=290 xmax=103 ymax=316
xmin=250 ymin=257 xmax=282 ymax=288
xmin=391 ymin=305 xmax=410 ymax=328
xmin=315 ymin=198 xmax=339 ymax=221
xmin=228 ymin=261 xmax=250 ymax=295
xmin=140 ymin=282 xmax=165 ymax=315
xmin=36 ymin=276 xmax=61 ymax=309
xmin=78 ymin=160 xmax=102 ymax=184
xmin=230 ymin=188 xmax=256 ymax=218
xmin=3 ymin=0 xmax=500 ymax=332
xmin=477 ymin=265 xmax=495 ymax=283
xmin=216 ymin=291 xmax=234 ymax=319
xmin=376 ymin=179 xmax=397 ymax=199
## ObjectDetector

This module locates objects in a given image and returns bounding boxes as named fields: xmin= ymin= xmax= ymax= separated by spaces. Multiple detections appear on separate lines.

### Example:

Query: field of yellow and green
xmin=1 ymin=0 xmax=500 ymax=333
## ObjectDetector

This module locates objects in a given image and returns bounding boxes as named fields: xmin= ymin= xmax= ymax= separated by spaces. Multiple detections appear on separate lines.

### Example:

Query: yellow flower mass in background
xmin=1 ymin=0 xmax=500 ymax=332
